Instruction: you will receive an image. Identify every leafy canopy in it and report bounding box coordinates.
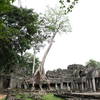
[86,59,100,68]
[41,7,72,38]
[59,0,79,14]
[0,6,47,73]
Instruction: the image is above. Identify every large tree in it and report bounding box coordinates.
[0,6,47,74]
[33,7,71,82]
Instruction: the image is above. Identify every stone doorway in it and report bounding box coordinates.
[3,78,10,89]
[50,83,55,89]
[42,84,49,90]
[34,84,40,90]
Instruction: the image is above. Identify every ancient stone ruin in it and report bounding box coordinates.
[0,64,100,92]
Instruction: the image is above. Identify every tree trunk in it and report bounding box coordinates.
[32,48,36,74]
[34,32,57,80]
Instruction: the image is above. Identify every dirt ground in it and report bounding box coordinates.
[0,94,7,99]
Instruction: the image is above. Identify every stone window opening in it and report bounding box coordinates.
[21,84,24,89]
[34,84,40,90]
[57,83,61,89]
[28,83,33,89]
[42,84,49,90]
[50,83,56,89]
[3,78,10,89]
[63,82,67,88]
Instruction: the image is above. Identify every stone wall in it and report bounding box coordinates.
[46,64,100,92]
[45,64,85,91]
[1,64,100,92]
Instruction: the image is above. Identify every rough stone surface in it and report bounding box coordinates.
[1,64,100,92]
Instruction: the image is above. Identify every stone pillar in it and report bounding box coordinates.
[55,83,58,90]
[0,77,3,89]
[90,79,93,91]
[24,83,27,89]
[81,82,84,92]
[48,83,51,90]
[10,78,16,89]
[77,83,79,90]
[72,82,75,91]
[88,79,91,90]
[64,83,67,89]
[61,83,63,89]
[84,82,86,91]
[31,83,35,90]
[40,84,42,90]
[73,82,76,90]
[92,78,96,92]
[86,79,89,91]
[76,83,78,90]
[67,83,70,91]
[17,80,22,88]
[0,82,3,89]
[72,82,74,90]
[74,83,76,90]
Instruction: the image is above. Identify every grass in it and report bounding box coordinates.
[0,93,64,100]
[0,98,5,100]
[16,94,33,100]
[42,94,64,100]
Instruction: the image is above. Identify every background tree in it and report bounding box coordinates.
[15,52,40,76]
[86,59,100,68]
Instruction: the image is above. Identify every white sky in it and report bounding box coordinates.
[14,0,100,71]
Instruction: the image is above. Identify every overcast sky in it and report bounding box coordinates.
[14,0,100,71]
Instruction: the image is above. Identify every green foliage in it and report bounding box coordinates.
[86,59,100,68]
[0,0,15,31]
[0,5,47,74]
[59,0,79,14]
[0,0,15,13]
[42,7,71,38]
[42,94,64,100]
[0,6,40,53]
[20,52,40,75]
[15,93,64,100]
